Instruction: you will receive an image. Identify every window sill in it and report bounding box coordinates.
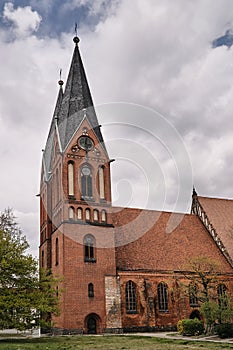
[84,258,96,263]
[158,310,169,313]
[126,310,138,315]
[81,196,95,202]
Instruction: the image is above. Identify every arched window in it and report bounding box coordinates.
[125,280,137,313]
[84,235,96,262]
[93,209,99,222]
[85,208,91,221]
[217,284,227,307]
[158,282,168,312]
[81,164,92,198]
[98,166,105,199]
[58,163,61,200]
[41,250,44,268]
[56,168,59,204]
[101,209,107,222]
[55,237,59,266]
[189,283,199,307]
[88,283,94,298]
[69,206,75,220]
[77,207,83,220]
[68,162,74,196]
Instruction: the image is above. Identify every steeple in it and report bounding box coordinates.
[43,80,64,178]
[43,35,106,179]
[61,36,94,117]
[57,36,105,151]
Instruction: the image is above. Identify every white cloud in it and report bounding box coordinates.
[3,2,42,37]
[61,0,118,18]
[1,0,233,255]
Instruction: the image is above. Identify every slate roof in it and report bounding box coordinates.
[43,37,105,179]
[113,207,233,273]
[197,196,233,263]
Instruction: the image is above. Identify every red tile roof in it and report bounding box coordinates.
[197,196,233,262]
[113,207,232,273]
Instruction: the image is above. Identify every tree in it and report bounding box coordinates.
[177,256,233,333]
[0,209,59,331]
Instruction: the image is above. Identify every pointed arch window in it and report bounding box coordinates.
[158,282,168,312]
[68,162,74,196]
[58,163,61,201]
[77,207,83,220]
[41,250,44,268]
[55,237,59,266]
[55,168,59,204]
[81,164,92,198]
[85,208,91,221]
[101,209,107,223]
[126,280,137,313]
[217,284,227,308]
[98,166,105,199]
[88,283,94,298]
[93,209,99,222]
[84,234,96,262]
[69,206,75,220]
[189,283,199,307]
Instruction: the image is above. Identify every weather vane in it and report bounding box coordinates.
[75,22,78,37]
[59,68,62,80]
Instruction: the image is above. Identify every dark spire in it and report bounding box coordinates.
[43,35,108,178]
[54,77,64,118]
[192,186,197,197]
[43,79,64,177]
[57,36,105,151]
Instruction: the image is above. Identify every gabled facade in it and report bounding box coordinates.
[40,36,233,334]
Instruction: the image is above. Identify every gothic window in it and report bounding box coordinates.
[55,237,59,266]
[77,207,83,220]
[85,208,91,221]
[189,283,199,307]
[69,206,75,220]
[81,164,92,198]
[101,209,107,222]
[84,235,96,262]
[125,280,137,313]
[58,163,61,200]
[158,282,168,312]
[98,166,105,199]
[55,168,59,204]
[217,284,227,307]
[93,209,99,222]
[88,283,94,298]
[41,250,44,268]
[68,162,74,196]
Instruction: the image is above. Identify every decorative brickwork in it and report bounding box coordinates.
[39,36,233,334]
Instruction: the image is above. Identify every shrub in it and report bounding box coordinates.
[177,320,184,334]
[177,318,204,336]
[216,323,233,338]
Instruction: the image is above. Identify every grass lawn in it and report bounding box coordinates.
[0,335,233,350]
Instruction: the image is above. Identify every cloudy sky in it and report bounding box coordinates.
[0,0,233,257]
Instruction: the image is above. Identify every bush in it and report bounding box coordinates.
[177,318,204,336]
[216,323,233,338]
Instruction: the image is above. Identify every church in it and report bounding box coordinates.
[39,35,233,334]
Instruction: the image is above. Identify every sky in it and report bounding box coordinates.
[0,0,233,257]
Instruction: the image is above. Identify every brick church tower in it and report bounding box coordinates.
[39,36,122,334]
[40,34,233,335]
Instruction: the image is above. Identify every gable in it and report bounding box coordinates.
[197,196,233,263]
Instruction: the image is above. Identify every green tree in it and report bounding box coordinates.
[0,208,59,331]
[178,256,233,334]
